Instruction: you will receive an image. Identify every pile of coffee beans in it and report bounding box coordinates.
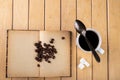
[34,38,57,64]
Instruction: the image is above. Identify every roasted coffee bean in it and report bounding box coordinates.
[50,54,54,57]
[34,43,39,47]
[61,36,65,40]
[49,38,55,44]
[35,57,39,61]
[54,50,57,53]
[51,38,54,41]
[44,45,48,48]
[36,45,40,48]
[37,64,40,67]
[51,45,54,48]
[50,41,53,44]
[48,60,51,63]
[49,55,52,58]
[36,57,42,62]
[47,44,50,46]
[45,58,48,61]
[35,43,38,45]
[53,49,56,52]
[38,54,43,58]
[35,49,39,53]
[39,45,42,48]
[52,56,55,59]
[38,41,41,44]
[44,43,47,46]
[39,58,42,62]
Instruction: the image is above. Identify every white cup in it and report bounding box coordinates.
[76,28,104,54]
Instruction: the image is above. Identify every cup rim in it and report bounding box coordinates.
[76,28,102,53]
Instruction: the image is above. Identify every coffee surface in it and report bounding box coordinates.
[79,30,99,51]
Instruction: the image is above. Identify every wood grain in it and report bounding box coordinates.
[61,0,76,80]
[45,0,60,31]
[29,0,44,80]
[45,0,60,80]
[12,78,28,80]
[12,0,28,80]
[29,78,44,80]
[13,0,28,29]
[77,0,92,80]
[0,0,12,80]
[29,0,44,30]
[109,0,120,80]
[92,0,107,80]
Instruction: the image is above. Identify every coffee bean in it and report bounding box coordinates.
[38,54,43,58]
[34,43,39,47]
[35,43,38,45]
[39,45,42,48]
[38,41,41,44]
[44,43,47,46]
[39,58,42,62]
[35,49,39,53]
[50,38,55,44]
[48,60,51,63]
[51,38,54,41]
[50,41,53,44]
[51,45,54,48]
[54,50,57,53]
[52,56,55,59]
[37,64,40,67]
[45,58,48,61]
[37,46,40,48]
[49,55,52,57]
[36,57,42,62]
[35,57,39,61]
[61,36,65,40]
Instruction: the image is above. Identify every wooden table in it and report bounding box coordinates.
[0,0,120,80]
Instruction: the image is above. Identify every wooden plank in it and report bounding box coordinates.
[29,0,44,80]
[29,0,44,30]
[92,0,107,80]
[61,0,76,80]
[13,0,28,29]
[29,78,45,80]
[0,0,12,80]
[12,78,27,80]
[109,0,120,80]
[77,0,92,80]
[45,0,60,30]
[12,0,28,80]
[45,0,60,80]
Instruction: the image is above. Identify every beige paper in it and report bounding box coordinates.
[39,31,70,77]
[7,30,39,77]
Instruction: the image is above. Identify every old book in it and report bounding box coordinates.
[7,30,71,77]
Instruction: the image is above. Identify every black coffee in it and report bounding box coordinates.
[78,30,99,51]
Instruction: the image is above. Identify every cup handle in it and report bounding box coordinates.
[97,48,104,54]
